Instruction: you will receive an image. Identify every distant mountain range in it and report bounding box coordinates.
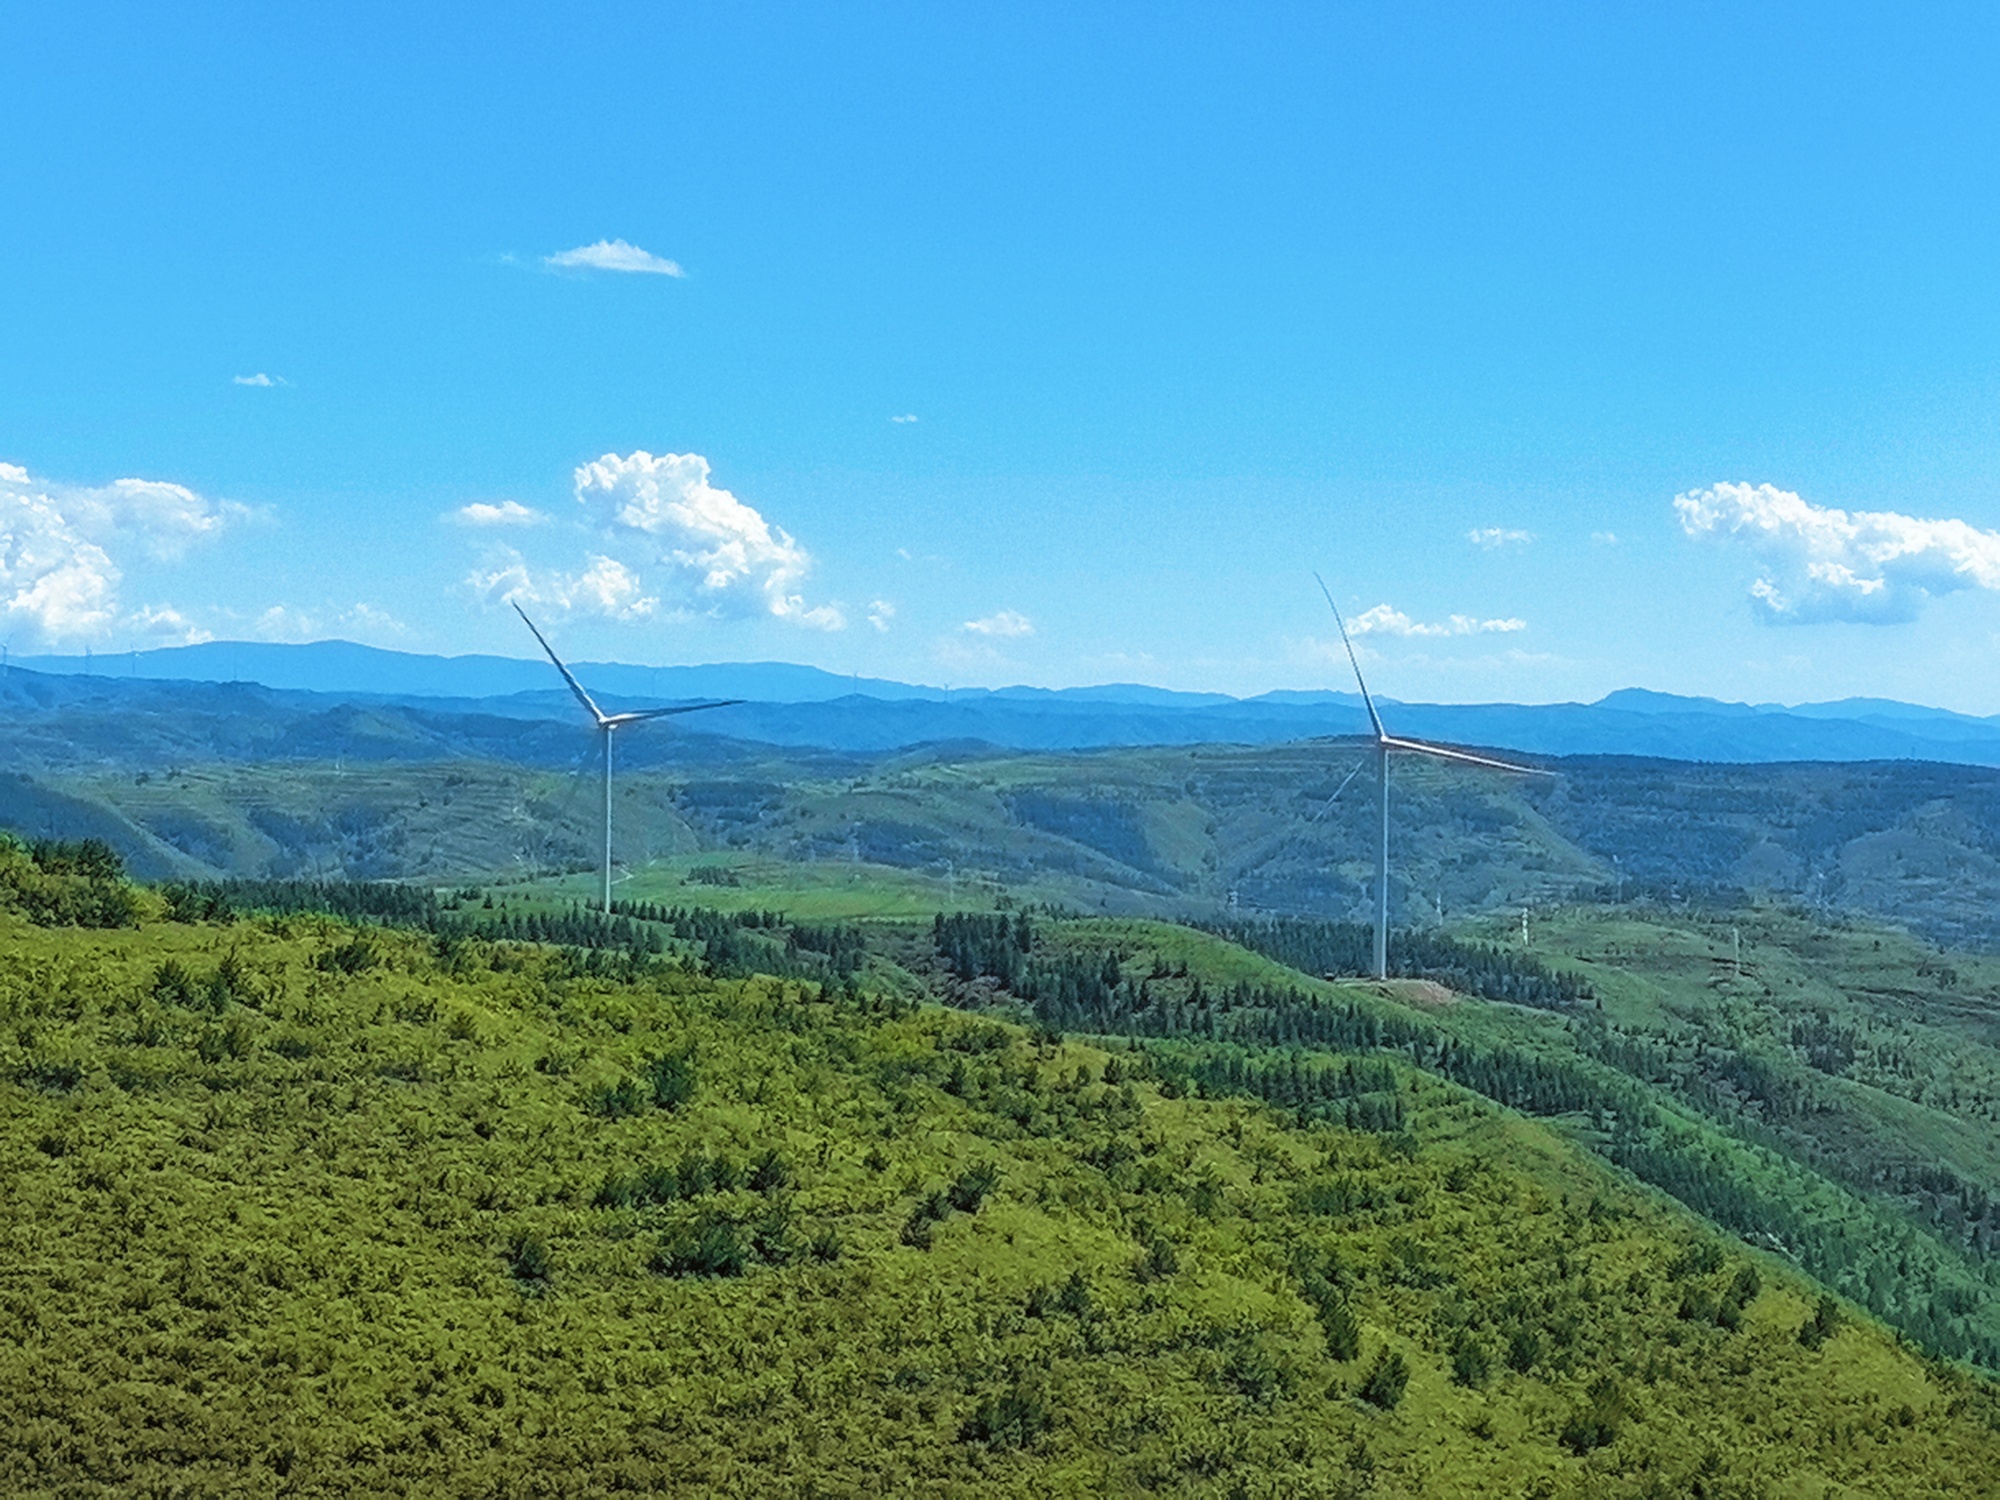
[9,638,2000,766]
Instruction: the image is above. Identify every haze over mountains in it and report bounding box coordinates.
[11,638,2000,766]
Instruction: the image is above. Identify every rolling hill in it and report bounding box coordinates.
[5,858,1998,1495]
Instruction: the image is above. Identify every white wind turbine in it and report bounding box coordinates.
[1315,575,1550,980]
[514,603,742,914]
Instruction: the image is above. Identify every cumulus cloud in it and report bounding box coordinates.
[1348,604,1526,638]
[344,603,408,636]
[1468,527,1533,550]
[126,605,214,644]
[465,547,661,623]
[1676,482,2000,624]
[452,500,547,528]
[890,413,919,424]
[232,372,286,387]
[571,450,843,629]
[867,599,896,633]
[0,461,242,642]
[963,609,1033,638]
[248,602,410,642]
[545,239,685,277]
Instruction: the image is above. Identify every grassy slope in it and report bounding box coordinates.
[374,853,2000,1373]
[5,907,2000,1496]
[1011,912,2000,1368]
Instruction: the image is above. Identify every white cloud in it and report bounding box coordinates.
[1592,530,1620,545]
[232,372,286,387]
[452,500,547,528]
[126,605,214,644]
[254,605,318,641]
[564,556,658,621]
[0,461,241,642]
[1467,527,1533,550]
[545,239,685,277]
[571,450,843,629]
[891,413,919,424]
[867,599,896,633]
[1348,604,1526,638]
[1676,482,2000,624]
[465,546,661,624]
[247,602,411,643]
[963,608,1034,638]
[344,603,408,636]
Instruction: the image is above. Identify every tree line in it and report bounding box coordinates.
[1203,916,1595,1009]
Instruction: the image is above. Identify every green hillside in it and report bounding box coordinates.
[14,740,2000,954]
[5,854,2000,1493]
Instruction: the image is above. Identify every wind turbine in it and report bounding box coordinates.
[1314,575,1550,980]
[514,603,741,914]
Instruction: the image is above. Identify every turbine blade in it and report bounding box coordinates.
[1304,756,1370,827]
[513,602,606,725]
[1381,735,1553,775]
[1313,573,1385,742]
[602,699,745,726]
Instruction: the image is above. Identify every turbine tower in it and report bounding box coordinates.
[1315,575,1550,980]
[514,604,741,914]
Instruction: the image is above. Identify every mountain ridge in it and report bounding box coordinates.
[10,643,2000,767]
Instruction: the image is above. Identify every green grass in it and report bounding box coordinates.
[602,849,996,920]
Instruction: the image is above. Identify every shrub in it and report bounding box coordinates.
[1559,1376,1631,1455]
[1301,1276,1361,1361]
[15,1059,85,1094]
[194,1021,253,1065]
[1799,1294,1841,1350]
[585,1078,647,1119]
[947,1161,1000,1214]
[506,1233,553,1292]
[1222,1333,1290,1404]
[1054,1270,1094,1320]
[1505,1326,1542,1374]
[644,1045,697,1111]
[207,952,253,1009]
[676,1151,716,1197]
[900,1194,946,1250]
[748,1202,800,1266]
[637,1162,680,1203]
[1135,1235,1179,1283]
[1357,1349,1409,1410]
[1450,1334,1491,1388]
[959,1386,1049,1450]
[153,961,199,1007]
[315,937,376,974]
[656,1215,747,1278]
[748,1149,792,1195]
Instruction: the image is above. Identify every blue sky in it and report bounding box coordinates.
[5,3,2000,708]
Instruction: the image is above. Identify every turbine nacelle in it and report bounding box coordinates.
[1313,573,1553,979]
[512,602,741,912]
[512,603,741,728]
